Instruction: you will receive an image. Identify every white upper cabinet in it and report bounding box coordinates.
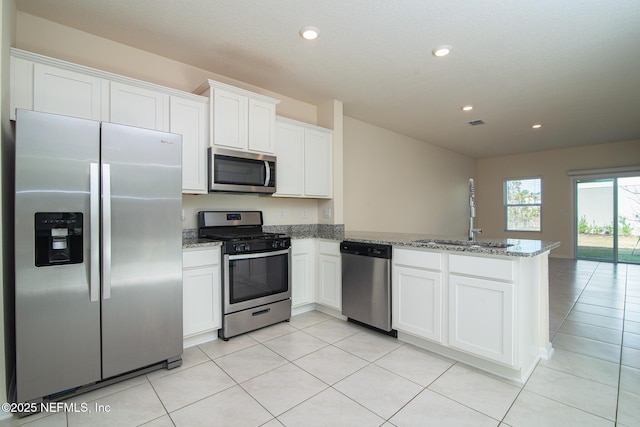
[212,88,247,150]
[109,82,169,131]
[9,48,210,195]
[275,117,333,199]
[170,96,209,194]
[304,127,332,197]
[197,79,280,154]
[274,120,305,196]
[248,98,277,153]
[11,56,105,121]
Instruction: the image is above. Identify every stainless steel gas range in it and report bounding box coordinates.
[198,211,291,340]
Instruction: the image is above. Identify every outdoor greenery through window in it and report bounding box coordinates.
[504,178,542,231]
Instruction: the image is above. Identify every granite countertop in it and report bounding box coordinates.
[182,237,222,249]
[182,225,559,257]
[340,231,560,257]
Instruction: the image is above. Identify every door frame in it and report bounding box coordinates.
[568,166,640,262]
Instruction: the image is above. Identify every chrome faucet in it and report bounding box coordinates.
[469,178,482,241]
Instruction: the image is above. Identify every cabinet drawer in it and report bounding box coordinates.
[183,248,220,268]
[318,240,340,255]
[449,254,514,281]
[394,248,442,271]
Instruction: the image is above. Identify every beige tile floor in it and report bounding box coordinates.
[3,258,639,426]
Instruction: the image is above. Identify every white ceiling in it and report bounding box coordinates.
[15,0,640,158]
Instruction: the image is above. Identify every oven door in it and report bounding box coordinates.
[223,248,291,313]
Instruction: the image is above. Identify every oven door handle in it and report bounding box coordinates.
[228,248,290,261]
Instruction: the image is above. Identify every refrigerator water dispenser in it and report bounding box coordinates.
[34,212,83,266]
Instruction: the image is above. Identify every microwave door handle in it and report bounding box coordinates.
[264,161,270,187]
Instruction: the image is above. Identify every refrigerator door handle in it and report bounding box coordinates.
[90,163,100,302]
[102,163,112,300]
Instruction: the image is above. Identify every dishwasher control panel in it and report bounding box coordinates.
[340,241,392,259]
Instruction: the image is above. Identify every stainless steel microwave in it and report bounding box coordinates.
[208,147,276,194]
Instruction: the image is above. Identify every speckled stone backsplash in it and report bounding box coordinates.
[182,228,198,239]
[182,224,345,240]
[263,224,345,240]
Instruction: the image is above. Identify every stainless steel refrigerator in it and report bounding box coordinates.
[14,109,183,403]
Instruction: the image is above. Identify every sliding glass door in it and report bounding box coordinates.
[618,177,640,263]
[576,176,640,264]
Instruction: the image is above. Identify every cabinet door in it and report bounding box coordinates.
[275,121,304,196]
[291,240,315,307]
[212,89,247,150]
[449,275,514,365]
[248,98,276,153]
[11,56,34,120]
[183,266,221,337]
[170,96,208,194]
[393,266,443,343]
[304,129,332,198]
[33,63,104,121]
[317,241,341,310]
[110,82,169,131]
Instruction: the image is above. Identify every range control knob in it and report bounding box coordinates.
[234,243,249,252]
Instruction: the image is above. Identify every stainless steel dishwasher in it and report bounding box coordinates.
[341,241,397,337]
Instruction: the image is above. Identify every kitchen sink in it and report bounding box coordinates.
[415,239,514,249]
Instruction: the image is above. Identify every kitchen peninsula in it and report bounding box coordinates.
[337,230,559,384]
[184,226,559,383]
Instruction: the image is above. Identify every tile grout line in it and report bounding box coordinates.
[614,263,629,426]
[550,263,598,342]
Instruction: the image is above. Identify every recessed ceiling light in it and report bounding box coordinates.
[532,124,542,129]
[462,105,473,111]
[300,26,319,40]
[432,45,452,57]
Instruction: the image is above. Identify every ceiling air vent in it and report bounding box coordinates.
[468,120,486,126]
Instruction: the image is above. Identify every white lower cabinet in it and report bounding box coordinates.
[393,265,443,343]
[392,248,443,343]
[392,248,521,370]
[182,247,221,342]
[316,240,341,310]
[291,239,316,308]
[448,274,514,365]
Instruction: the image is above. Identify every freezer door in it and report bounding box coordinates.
[100,123,183,378]
[15,110,101,402]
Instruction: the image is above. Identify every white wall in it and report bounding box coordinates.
[476,139,640,258]
[15,12,318,124]
[343,117,475,235]
[182,194,320,229]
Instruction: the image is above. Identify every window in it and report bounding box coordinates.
[504,178,542,231]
